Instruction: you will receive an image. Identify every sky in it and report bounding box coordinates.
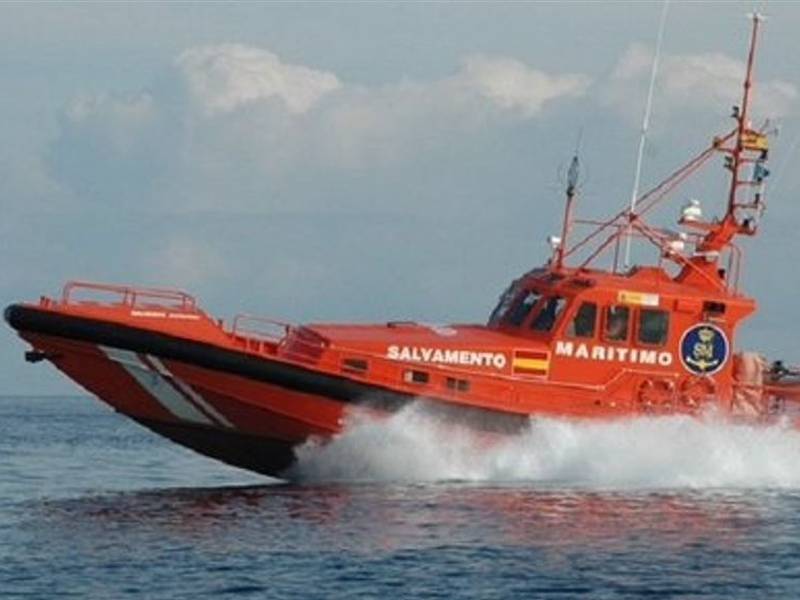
[2,1,800,394]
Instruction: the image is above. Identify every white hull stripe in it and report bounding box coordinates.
[137,353,223,427]
[100,346,214,427]
[147,356,234,429]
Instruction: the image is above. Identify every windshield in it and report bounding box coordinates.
[503,290,542,327]
[488,280,520,326]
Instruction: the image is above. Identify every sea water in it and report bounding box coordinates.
[2,396,800,599]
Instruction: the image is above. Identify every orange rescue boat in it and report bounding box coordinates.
[6,15,800,477]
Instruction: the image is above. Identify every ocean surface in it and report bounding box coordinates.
[3,395,800,599]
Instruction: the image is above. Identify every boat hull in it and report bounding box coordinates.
[133,417,298,476]
[5,304,529,477]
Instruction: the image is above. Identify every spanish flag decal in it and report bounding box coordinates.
[513,349,550,376]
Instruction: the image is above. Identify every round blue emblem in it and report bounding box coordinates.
[679,323,729,375]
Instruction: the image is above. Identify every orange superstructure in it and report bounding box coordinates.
[6,15,800,477]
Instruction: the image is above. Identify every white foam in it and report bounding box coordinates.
[292,402,800,488]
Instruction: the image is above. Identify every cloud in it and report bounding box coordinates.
[46,43,591,208]
[170,45,589,169]
[460,55,589,118]
[174,44,587,121]
[603,43,798,121]
[177,44,341,115]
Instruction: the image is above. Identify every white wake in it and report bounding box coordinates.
[292,402,800,488]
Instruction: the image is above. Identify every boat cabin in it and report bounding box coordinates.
[488,265,756,400]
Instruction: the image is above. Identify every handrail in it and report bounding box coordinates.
[564,138,726,262]
[231,314,293,343]
[61,280,196,311]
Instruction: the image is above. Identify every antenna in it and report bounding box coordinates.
[553,131,582,271]
[622,0,670,270]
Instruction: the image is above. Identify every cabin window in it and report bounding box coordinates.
[703,301,726,316]
[531,296,567,332]
[638,309,669,346]
[604,305,630,342]
[504,290,541,327]
[566,302,597,338]
[404,370,429,385]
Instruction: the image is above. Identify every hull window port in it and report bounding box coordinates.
[404,370,430,384]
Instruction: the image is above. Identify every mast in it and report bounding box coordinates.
[698,11,768,253]
[726,12,762,219]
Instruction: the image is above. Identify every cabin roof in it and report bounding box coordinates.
[522,264,755,308]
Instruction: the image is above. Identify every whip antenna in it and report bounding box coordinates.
[622,0,670,270]
[553,129,583,271]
